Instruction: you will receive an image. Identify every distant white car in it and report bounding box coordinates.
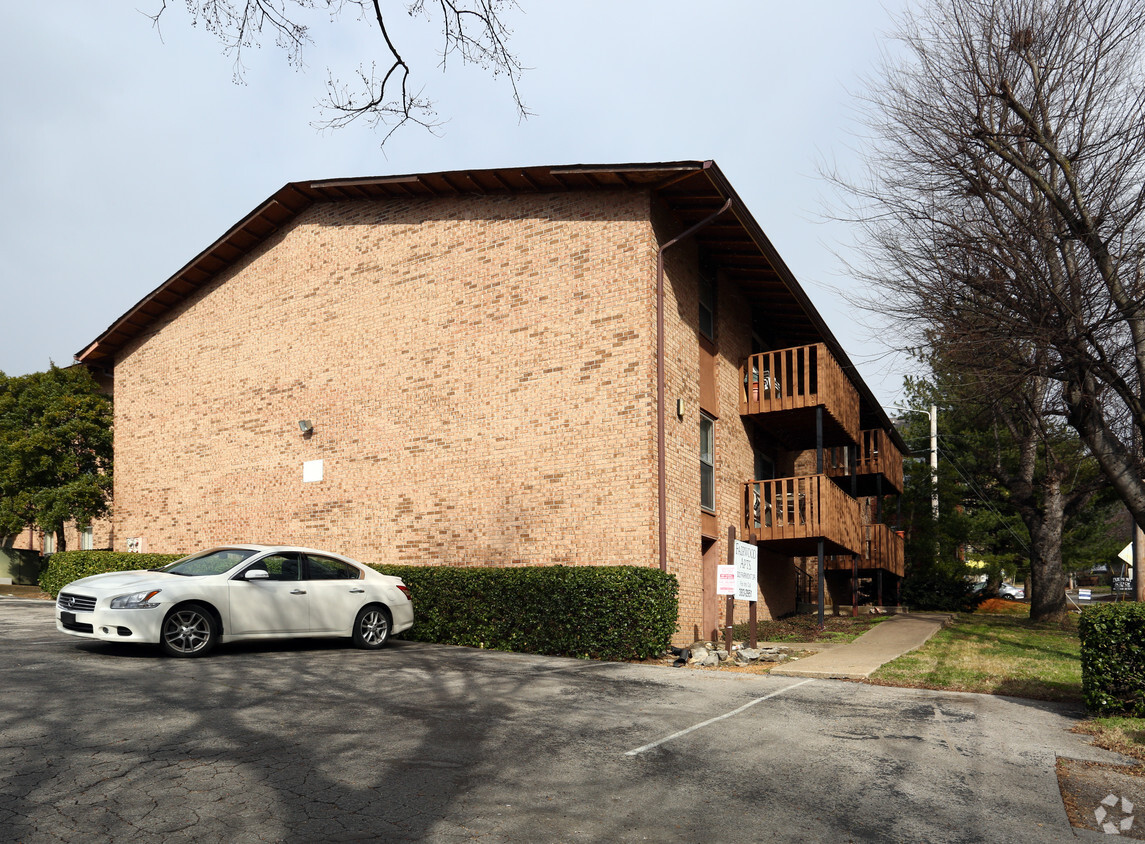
[997,583,1025,600]
[55,545,414,657]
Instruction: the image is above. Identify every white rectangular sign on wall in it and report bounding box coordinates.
[303,460,324,483]
[734,540,758,602]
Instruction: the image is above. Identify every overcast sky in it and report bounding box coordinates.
[0,1,914,405]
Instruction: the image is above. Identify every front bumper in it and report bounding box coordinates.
[56,605,165,644]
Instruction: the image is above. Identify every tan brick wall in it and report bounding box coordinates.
[656,207,796,638]
[5,518,113,554]
[113,191,661,575]
[60,518,114,552]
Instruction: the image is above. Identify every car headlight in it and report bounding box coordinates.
[110,590,162,609]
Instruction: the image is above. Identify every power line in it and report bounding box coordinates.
[936,443,1031,553]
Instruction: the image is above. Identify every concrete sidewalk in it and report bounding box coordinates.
[771,612,955,680]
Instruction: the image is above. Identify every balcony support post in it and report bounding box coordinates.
[852,554,858,618]
[878,569,884,607]
[817,538,825,629]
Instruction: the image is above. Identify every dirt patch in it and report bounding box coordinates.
[732,612,888,644]
[1057,758,1145,838]
[0,584,52,600]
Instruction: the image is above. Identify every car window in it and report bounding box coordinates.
[242,553,302,582]
[163,548,259,576]
[305,555,361,581]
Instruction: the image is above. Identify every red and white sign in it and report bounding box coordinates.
[717,565,736,595]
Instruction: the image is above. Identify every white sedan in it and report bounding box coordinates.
[55,545,414,657]
[997,583,1026,600]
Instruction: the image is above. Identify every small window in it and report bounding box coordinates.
[306,555,361,581]
[81,528,94,551]
[699,270,716,341]
[700,413,716,512]
[43,533,56,555]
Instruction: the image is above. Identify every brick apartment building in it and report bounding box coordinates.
[75,161,907,640]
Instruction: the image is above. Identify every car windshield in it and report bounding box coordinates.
[161,548,260,576]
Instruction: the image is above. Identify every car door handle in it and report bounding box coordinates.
[291,589,307,595]
[349,587,365,593]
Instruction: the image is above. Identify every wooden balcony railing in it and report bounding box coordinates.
[741,474,862,556]
[825,522,905,577]
[825,429,905,494]
[870,523,905,577]
[739,344,860,447]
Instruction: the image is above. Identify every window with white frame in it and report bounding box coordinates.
[81,527,94,551]
[43,533,55,554]
[700,413,716,512]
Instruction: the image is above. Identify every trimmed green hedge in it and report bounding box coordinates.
[39,551,184,598]
[37,552,680,661]
[375,563,678,660]
[1079,603,1145,716]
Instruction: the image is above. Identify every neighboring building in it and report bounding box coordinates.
[75,161,906,640]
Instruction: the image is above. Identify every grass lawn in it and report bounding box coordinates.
[870,607,1082,703]
[1075,717,1145,765]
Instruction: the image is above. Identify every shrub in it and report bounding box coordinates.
[1079,603,1145,716]
[40,551,184,598]
[374,564,678,660]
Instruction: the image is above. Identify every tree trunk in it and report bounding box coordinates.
[55,527,66,554]
[1026,479,1068,624]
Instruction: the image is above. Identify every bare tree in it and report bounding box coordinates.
[835,0,1145,543]
[147,1,529,143]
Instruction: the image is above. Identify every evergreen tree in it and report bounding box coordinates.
[0,366,113,551]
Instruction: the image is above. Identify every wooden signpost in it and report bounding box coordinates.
[722,526,759,651]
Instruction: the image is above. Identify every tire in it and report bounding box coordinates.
[161,603,219,658]
[1002,594,1017,601]
[352,604,391,649]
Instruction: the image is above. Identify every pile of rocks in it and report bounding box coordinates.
[665,641,796,668]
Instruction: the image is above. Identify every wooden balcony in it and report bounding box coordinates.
[739,344,860,448]
[740,475,862,556]
[825,428,905,496]
[825,523,905,577]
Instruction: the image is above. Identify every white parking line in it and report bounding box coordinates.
[624,678,816,756]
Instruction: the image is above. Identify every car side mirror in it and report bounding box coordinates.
[243,569,270,580]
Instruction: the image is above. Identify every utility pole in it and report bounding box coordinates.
[929,404,938,520]
[894,404,938,518]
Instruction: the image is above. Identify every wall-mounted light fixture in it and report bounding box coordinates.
[298,420,314,437]
[676,399,685,421]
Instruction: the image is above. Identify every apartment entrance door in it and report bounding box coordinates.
[701,537,719,642]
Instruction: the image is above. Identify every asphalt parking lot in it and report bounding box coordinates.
[0,598,1132,843]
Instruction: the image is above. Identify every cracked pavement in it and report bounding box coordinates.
[0,598,1132,842]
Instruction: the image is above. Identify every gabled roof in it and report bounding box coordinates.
[75,160,901,444]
